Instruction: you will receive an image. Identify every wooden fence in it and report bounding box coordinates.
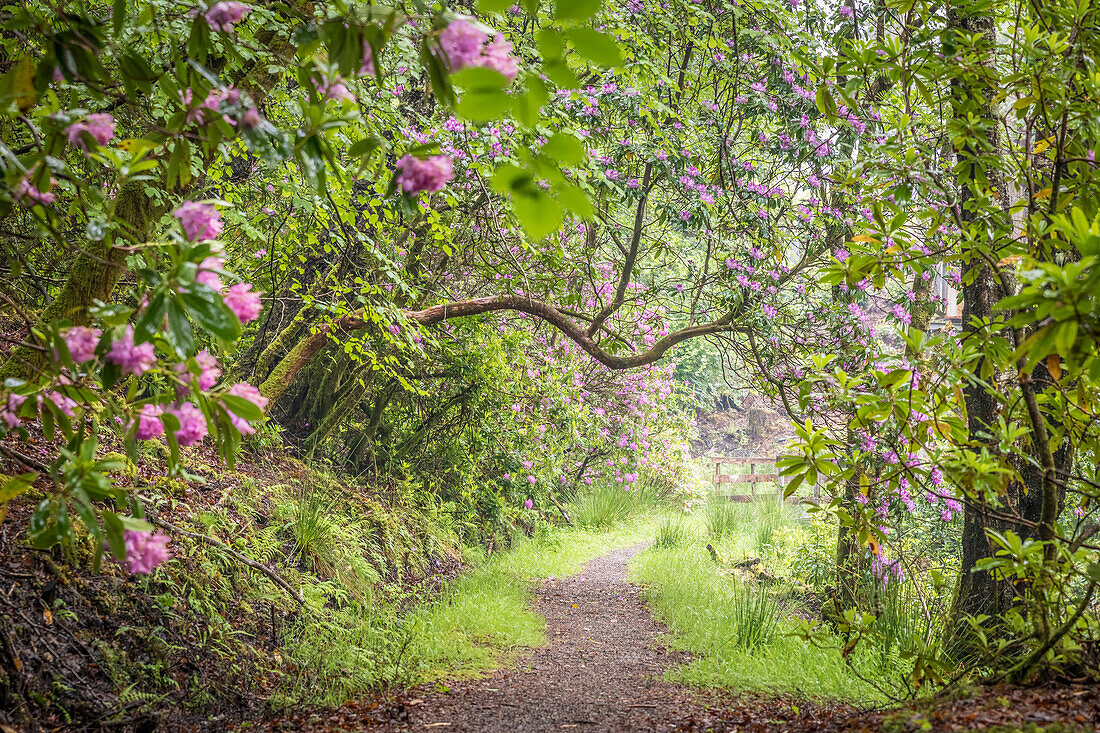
[710,456,820,504]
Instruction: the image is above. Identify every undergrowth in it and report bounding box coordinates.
[630,496,910,704]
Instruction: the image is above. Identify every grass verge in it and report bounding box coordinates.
[629,506,901,705]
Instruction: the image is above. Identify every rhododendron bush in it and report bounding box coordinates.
[0,0,1098,692]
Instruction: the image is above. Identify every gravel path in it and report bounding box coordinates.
[388,542,688,731]
[360,541,811,733]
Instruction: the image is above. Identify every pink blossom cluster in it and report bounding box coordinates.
[123,530,171,574]
[67,113,115,152]
[205,2,250,32]
[395,154,454,194]
[107,326,156,376]
[63,327,102,363]
[439,20,520,81]
[174,201,223,242]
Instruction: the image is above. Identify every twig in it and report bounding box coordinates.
[149,516,305,607]
[547,490,573,527]
[0,443,49,473]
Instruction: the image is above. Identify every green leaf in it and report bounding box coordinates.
[348,135,384,159]
[0,472,35,523]
[222,394,264,422]
[555,183,594,217]
[102,511,126,561]
[537,29,566,61]
[565,29,622,67]
[512,192,563,239]
[478,0,513,12]
[542,133,587,165]
[542,59,580,89]
[182,285,241,342]
[164,299,196,355]
[113,0,128,37]
[450,66,510,91]
[555,0,603,21]
[456,90,514,122]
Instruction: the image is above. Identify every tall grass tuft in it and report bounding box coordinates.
[749,496,796,556]
[729,580,781,650]
[704,497,745,539]
[571,484,647,529]
[655,516,692,548]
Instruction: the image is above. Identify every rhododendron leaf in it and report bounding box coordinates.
[188,16,211,62]
[543,133,586,165]
[119,516,154,532]
[536,29,566,61]
[451,66,510,91]
[102,511,126,561]
[513,192,562,239]
[135,293,168,343]
[555,0,603,22]
[223,394,264,421]
[555,183,593,218]
[491,164,533,195]
[456,90,513,121]
[164,300,196,355]
[0,56,37,115]
[565,29,622,67]
[542,58,581,88]
[348,135,384,159]
[815,85,836,117]
[182,286,241,342]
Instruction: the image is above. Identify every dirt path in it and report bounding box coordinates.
[385,542,691,731]
[351,542,833,732]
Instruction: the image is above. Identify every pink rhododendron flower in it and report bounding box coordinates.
[14,175,57,207]
[123,530,171,574]
[481,35,520,81]
[64,326,102,363]
[239,107,263,129]
[135,404,165,440]
[394,154,453,194]
[439,19,488,71]
[184,86,240,125]
[316,77,355,102]
[524,499,534,509]
[67,113,115,152]
[41,391,77,417]
[223,283,262,322]
[224,382,268,436]
[196,255,225,290]
[195,350,222,390]
[1,393,26,429]
[174,201,223,241]
[107,326,156,376]
[169,402,208,447]
[205,2,250,32]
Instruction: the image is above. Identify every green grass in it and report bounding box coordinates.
[630,545,890,701]
[570,483,659,529]
[630,525,898,704]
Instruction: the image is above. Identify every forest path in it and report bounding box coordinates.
[350,542,829,732]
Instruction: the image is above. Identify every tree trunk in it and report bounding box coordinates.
[947,0,1016,628]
